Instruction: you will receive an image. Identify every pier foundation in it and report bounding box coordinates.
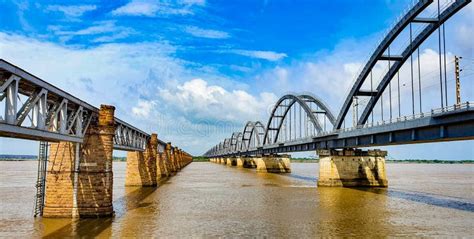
[317,149,388,187]
[255,154,291,173]
[43,105,115,218]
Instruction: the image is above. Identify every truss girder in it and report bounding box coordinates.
[0,59,154,151]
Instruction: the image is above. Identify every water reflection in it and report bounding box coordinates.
[1,162,473,237]
[317,187,394,237]
[39,218,113,238]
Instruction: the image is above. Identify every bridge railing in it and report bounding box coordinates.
[338,101,472,133]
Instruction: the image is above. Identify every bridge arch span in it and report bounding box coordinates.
[241,121,266,151]
[334,0,471,129]
[263,94,335,145]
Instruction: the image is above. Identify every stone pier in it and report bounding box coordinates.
[174,147,182,171]
[255,154,291,173]
[155,136,169,181]
[226,157,237,166]
[236,156,244,167]
[43,105,116,218]
[165,143,177,174]
[317,149,388,187]
[243,157,257,168]
[125,134,158,187]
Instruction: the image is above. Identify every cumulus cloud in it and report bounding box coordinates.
[132,100,155,118]
[0,32,270,155]
[45,5,97,18]
[112,0,205,17]
[184,26,230,39]
[159,78,277,122]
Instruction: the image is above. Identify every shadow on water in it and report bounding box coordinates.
[40,186,159,238]
[352,187,474,213]
[285,174,317,182]
[42,218,113,239]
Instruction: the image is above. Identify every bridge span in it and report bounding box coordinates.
[205,0,473,187]
[0,60,192,218]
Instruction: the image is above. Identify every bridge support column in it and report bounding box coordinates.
[236,156,244,167]
[255,154,291,173]
[165,143,177,174]
[158,151,170,178]
[174,147,182,171]
[226,157,236,166]
[43,105,115,218]
[243,156,257,168]
[125,134,157,187]
[317,149,388,187]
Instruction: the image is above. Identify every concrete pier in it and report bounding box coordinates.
[43,105,116,218]
[255,154,291,173]
[317,149,388,187]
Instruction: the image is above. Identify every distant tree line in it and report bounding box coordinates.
[0,155,473,164]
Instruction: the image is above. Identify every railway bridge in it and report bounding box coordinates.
[0,60,192,218]
[205,0,473,187]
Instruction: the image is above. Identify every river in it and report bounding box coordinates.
[0,161,473,237]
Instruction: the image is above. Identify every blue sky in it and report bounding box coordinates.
[0,0,473,159]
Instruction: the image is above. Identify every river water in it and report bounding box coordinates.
[0,161,473,237]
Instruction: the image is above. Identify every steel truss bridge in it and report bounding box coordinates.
[205,0,474,157]
[0,60,168,151]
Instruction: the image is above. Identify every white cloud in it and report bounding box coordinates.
[112,0,205,17]
[159,78,277,122]
[227,49,287,61]
[45,5,97,18]
[48,21,136,43]
[184,26,230,39]
[0,32,180,116]
[0,32,265,155]
[132,100,155,118]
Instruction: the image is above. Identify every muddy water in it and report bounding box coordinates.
[0,161,473,237]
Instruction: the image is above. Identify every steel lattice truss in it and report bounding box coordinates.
[0,60,166,151]
[205,0,473,157]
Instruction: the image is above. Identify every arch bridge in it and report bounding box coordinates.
[205,0,473,158]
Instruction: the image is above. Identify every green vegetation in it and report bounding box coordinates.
[192,156,209,162]
[0,155,36,161]
[0,155,473,164]
[291,158,319,163]
[113,157,127,162]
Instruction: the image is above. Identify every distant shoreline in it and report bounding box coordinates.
[1,156,473,164]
